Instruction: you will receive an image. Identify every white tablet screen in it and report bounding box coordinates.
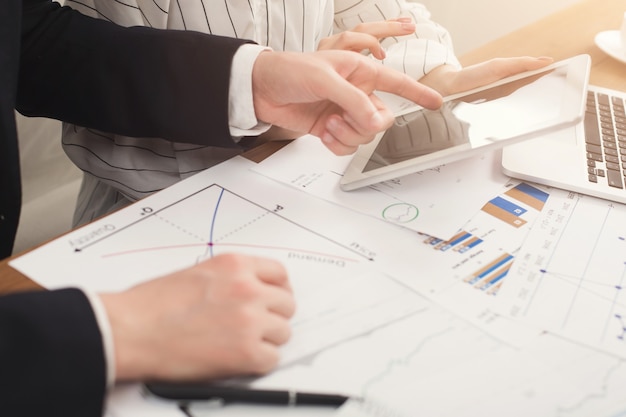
[363,67,566,172]
[341,54,590,190]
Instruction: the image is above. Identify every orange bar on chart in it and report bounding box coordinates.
[481,202,527,228]
[505,186,547,211]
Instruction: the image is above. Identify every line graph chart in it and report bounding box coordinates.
[249,303,626,417]
[497,188,626,358]
[11,160,427,366]
[68,183,368,282]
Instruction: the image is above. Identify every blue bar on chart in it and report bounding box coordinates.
[434,231,472,251]
[505,182,549,211]
[423,236,443,246]
[464,252,514,287]
[481,183,549,228]
[454,236,483,253]
[475,261,513,293]
[489,196,527,216]
[482,197,528,228]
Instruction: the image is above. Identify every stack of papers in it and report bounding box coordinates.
[11,139,626,417]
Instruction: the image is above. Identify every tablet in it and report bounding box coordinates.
[339,54,591,191]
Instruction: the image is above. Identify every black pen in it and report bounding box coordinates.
[144,382,354,407]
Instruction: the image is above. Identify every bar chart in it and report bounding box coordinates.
[480,182,549,227]
[464,252,514,294]
[413,181,548,297]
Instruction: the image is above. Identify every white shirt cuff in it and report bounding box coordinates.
[83,289,116,388]
[229,44,272,137]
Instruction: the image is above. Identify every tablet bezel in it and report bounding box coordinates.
[339,54,591,191]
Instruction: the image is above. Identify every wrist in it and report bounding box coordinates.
[99,291,156,382]
[418,64,459,96]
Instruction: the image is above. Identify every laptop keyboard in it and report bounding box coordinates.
[585,89,626,189]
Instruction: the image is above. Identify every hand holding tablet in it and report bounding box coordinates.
[340,54,591,190]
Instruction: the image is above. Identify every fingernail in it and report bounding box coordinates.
[370,111,384,128]
[321,132,334,144]
[401,22,415,31]
[395,17,412,23]
[326,117,340,132]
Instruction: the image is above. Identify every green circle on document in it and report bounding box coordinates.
[382,203,419,223]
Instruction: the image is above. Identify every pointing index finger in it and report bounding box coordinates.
[374,65,443,110]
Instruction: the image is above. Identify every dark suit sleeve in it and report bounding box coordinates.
[17,0,254,148]
[0,288,107,417]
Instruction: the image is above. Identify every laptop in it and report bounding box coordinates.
[502,84,626,204]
